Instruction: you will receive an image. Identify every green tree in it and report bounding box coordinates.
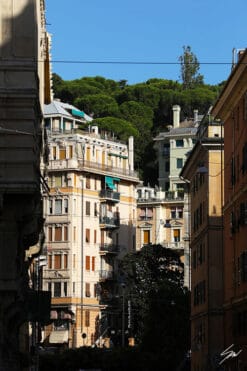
[179,45,204,89]
[91,117,138,142]
[75,94,120,118]
[120,245,185,342]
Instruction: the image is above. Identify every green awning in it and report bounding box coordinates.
[105,176,115,190]
[71,109,85,118]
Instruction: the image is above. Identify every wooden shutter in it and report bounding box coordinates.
[85,256,90,270]
[143,230,150,244]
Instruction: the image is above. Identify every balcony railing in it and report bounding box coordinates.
[163,241,184,250]
[99,215,120,229]
[99,270,114,281]
[99,244,119,254]
[165,191,184,200]
[99,189,120,202]
[49,159,138,179]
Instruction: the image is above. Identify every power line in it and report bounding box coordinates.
[49,60,240,66]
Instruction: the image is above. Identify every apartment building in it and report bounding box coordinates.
[149,105,200,288]
[181,114,224,371]
[42,100,139,348]
[212,49,247,369]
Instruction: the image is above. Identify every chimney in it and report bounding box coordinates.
[193,109,198,124]
[172,105,181,128]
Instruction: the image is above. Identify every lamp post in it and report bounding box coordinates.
[121,283,126,347]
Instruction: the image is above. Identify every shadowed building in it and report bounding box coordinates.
[0,1,50,369]
[180,112,224,370]
[212,49,247,369]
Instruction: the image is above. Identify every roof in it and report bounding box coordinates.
[44,100,93,122]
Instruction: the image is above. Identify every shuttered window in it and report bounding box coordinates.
[85,229,90,243]
[64,226,68,241]
[85,310,90,327]
[59,148,66,160]
[143,230,150,245]
[54,227,62,241]
[54,254,61,269]
[92,257,95,271]
[48,227,52,242]
[64,254,68,269]
[85,256,90,270]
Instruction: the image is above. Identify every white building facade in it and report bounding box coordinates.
[42,101,139,347]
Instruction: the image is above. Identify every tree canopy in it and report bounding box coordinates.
[119,244,190,369]
[52,71,224,185]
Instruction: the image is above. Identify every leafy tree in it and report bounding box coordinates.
[91,117,138,142]
[179,45,204,89]
[75,94,120,118]
[120,244,185,342]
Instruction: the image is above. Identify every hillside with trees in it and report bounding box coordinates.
[52,47,224,184]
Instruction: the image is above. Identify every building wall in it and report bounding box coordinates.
[212,50,247,368]
[42,119,139,347]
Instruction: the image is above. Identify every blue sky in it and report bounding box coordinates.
[45,0,246,86]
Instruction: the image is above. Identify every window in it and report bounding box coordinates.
[64,282,67,297]
[49,199,53,214]
[69,146,73,158]
[73,226,77,241]
[85,310,90,327]
[94,230,97,244]
[176,158,183,169]
[73,282,76,294]
[55,227,62,241]
[86,177,90,189]
[55,199,62,214]
[85,201,90,216]
[59,148,66,160]
[64,226,68,241]
[85,283,91,297]
[54,254,62,269]
[85,229,90,243]
[55,175,62,187]
[64,254,68,269]
[48,255,52,269]
[176,139,184,147]
[173,229,180,242]
[194,281,206,306]
[143,230,150,245]
[52,147,57,159]
[73,254,76,268]
[85,256,90,270]
[48,227,52,242]
[64,199,68,213]
[94,202,98,217]
[165,161,170,172]
[54,282,61,297]
[48,282,52,292]
[92,257,95,271]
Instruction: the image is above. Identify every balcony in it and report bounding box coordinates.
[99,215,120,229]
[99,189,120,203]
[99,270,115,281]
[99,244,119,255]
[165,191,184,201]
[163,241,184,250]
